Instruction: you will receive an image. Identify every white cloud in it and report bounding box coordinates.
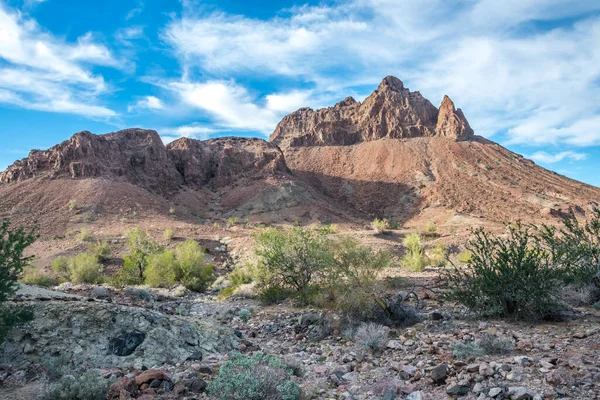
[529,151,588,164]
[127,95,164,112]
[0,3,118,117]
[160,123,216,141]
[162,0,600,146]
[164,80,311,133]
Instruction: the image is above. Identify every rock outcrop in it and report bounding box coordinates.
[270,76,473,148]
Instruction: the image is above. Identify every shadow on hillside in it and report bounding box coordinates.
[291,169,422,227]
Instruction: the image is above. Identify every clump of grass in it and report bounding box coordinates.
[68,199,77,211]
[424,221,437,234]
[169,207,175,215]
[371,218,390,234]
[227,217,240,228]
[428,243,447,267]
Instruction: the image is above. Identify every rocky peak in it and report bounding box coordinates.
[271,76,474,148]
[435,95,474,141]
[377,75,405,92]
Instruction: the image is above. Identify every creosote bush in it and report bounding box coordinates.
[68,253,104,283]
[428,243,447,268]
[174,239,214,292]
[441,223,560,320]
[424,221,437,234]
[145,250,177,288]
[88,241,112,263]
[77,228,94,242]
[20,266,59,287]
[207,352,301,400]
[111,228,162,286]
[163,229,174,241]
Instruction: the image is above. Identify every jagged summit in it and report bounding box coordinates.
[270,75,474,148]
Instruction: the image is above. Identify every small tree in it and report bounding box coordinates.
[112,228,161,286]
[0,219,37,343]
[401,233,427,271]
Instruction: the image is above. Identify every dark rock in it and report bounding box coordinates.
[108,331,146,356]
[184,378,208,393]
[446,385,470,396]
[186,350,203,361]
[431,363,448,384]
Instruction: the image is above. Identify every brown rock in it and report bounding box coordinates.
[435,95,474,141]
[134,369,169,386]
[107,377,139,400]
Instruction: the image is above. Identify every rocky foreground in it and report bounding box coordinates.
[2,283,599,400]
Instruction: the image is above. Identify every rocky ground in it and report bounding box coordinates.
[2,281,599,400]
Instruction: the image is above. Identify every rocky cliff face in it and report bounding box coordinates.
[0,130,289,193]
[270,76,473,148]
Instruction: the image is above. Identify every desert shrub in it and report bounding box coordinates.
[254,226,333,302]
[371,218,390,234]
[51,256,70,280]
[428,243,447,267]
[88,241,112,263]
[258,285,296,305]
[353,323,389,352]
[207,352,301,400]
[401,233,427,271]
[46,370,113,400]
[229,264,255,287]
[0,220,37,344]
[111,228,162,286]
[227,217,240,228]
[477,333,514,355]
[238,309,250,322]
[77,228,94,242]
[558,283,600,306]
[169,207,175,215]
[174,239,214,292]
[456,250,472,264]
[145,251,177,288]
[424,221,437,234]
[451,341,483,358]
[441,224,560,320]
[20,266,59,287]
[537,208,600,284]
[68,253,103,283]
[163,229,174,241]
[68,199,77,211]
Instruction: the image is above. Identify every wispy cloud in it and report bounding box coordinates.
[0,3,118,117]
[529,151,588,164]
[162,0,600,145]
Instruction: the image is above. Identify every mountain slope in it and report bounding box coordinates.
[270,77,599,222]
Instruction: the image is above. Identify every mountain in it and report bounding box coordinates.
[1,76,599,235]
[270,76,599,222]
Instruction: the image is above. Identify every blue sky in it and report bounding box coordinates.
[1,0,599,187]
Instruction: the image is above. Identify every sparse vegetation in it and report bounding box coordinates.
[207,352,301,400]
[169,207,175,215]
[46,370,114,400]
[354,323,389,352]
[68,199,77,211]
[227,217,240,228]
[401,233,427,271]
[371,218,390,234]
[0,219,37,344]
[424,221,437,234]
[163,229,174,241]
[428,243,447,268]
[77,228,94,242]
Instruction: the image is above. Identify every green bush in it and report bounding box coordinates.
[255,226,333,303]
[174,240,214,292]
[51,256,70,281]
[371,218,390,234]
[88,241,112,263]
[207,352,301,400]
[145,251,177,288]
[227,217,240,228]
[0,219,37,344]
[68,253,103,283]
[46,370,114,400]
[20,267,59,287]
[428,243,447,267]
[537,208,600,284]
[401,233,427,271]
[441,224,560,320]
[163,229,174,241]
